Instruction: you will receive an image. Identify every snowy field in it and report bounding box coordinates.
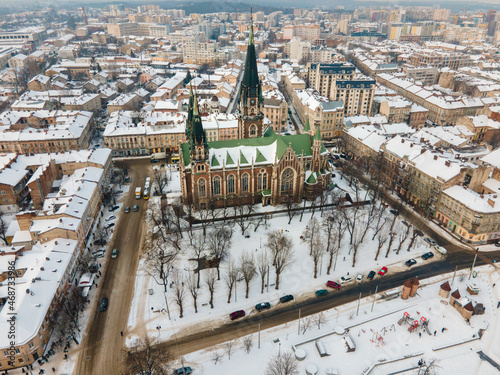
[126,175,445,346]
[176,265,500,375]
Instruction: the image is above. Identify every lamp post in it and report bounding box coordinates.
[469,247,479,280]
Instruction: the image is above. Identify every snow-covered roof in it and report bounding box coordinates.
[443,186,500,214]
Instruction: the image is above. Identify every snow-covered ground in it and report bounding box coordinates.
[126,177,444,346]
[176,265,500,375]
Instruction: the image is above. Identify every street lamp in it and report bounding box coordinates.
[156,325,161,337]
[469,247,479,280]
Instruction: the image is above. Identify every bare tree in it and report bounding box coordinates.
[0,216,8,245]
[283,199,300,224]
[240,251,257,298]
[190,233,207,288]
[186,272,199,313]
[310,234,324,278]
[312,312,326,330]
[211,350,222,365]
[153,167,169,194]
[406,227,420,252]
[351,229,364,267]
[243,335,253,354]
[123,337,172,375]
[265,351,299,375]
[233,203,254,235]
[342,198,363,245]
[55,284,87,345]
[208,226,233,280]
[301,217,321,256]
[224,340,237,360]
[385,231,398,258]
[396,224,411,254]
[375,227,389,261]
[301,317,312,335]
[257,250,269,294]
[266,230,294,290]
[416,359,439,375]
[322,215,339,275]
[371,204,388,240]
[224,259,239,304]
[205,268,217,309]
[172,271,186,318]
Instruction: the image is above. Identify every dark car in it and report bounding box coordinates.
[280,295,294,303]
[495,242,500,247]
[109,205,119,212]
[94,239,107,246]
[326,280,341,290]
[229,310,245,320]
[105,223,115,229]
[255,302,271,311]
[124,206,130,213]
[405,259,417,267]
[421,252,434,260]
[315,289,329,297]
[173,367,192,375]
[367,271,376,280]
[389,209,399,215]
[99,297,109,312]
[133,205,139,212]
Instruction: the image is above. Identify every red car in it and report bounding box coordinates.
[378,266,388,276]
[326,280,341,290]
[229,310,245,320]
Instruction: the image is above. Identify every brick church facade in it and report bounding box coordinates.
[179,17,332,209]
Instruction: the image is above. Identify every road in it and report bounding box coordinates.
[227,66,244,114]
[157,245,500,358]
[74,158,151,375]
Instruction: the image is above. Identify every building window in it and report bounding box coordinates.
[198,179,206,198]
[281,168,294,193]
[213,176,221,195]
[242,173,249,192]
[227,174,235,194]
[249,125,257,136]
[257,172,268,190]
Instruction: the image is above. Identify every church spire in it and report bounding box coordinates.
[241,7,261,101]
[191,90,207,147]
[186,84,193,138]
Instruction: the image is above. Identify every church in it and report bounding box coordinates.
[179,17,332,209]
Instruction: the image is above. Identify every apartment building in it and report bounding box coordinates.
[283,24,320,41]
[402,65,439,86]
[379,98,412,124]
[409,51,473,70]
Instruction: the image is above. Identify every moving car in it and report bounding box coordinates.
[339,276,352,284]
[326,281,341,290]
[367,271,376,280]
[434,245,447,255]
[174,367,193,375]
[99,297,109,312]
[124,206,130,213]
[229,310,245,320]
[133,205,139,212]
[378,266,388,276]
[424,238,437,246]
[315,289,329,297]
[421,252,434,260]
[255,302,271,311]
[111,248,118,259]
[280,295,294,303]
[356,273,364,283]
[405,259,417,267]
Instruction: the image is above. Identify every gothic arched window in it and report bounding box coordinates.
[227,174,235,194]
[281,168,294,193]
[257,172,268,190]
[250,124,257,136]
[198,178,206,198]
[241,173,249,192]
[212,176,221,195]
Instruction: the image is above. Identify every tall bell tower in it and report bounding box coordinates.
[238,9,264,139]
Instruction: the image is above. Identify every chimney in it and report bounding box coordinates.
[401,139,405,143]
[410,143,413,148]
[434,155,438,160]
[487,199,495,208]
[445,160,450,167]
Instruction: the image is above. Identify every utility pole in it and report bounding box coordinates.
[267,265,270,292]
[469,247,479,280]
[371,285,378,312]
[298,309,301,335]
[451,265,458,286]
[356,292,361,316]
[258,324,261,349]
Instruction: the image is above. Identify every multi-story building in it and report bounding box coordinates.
[433,8,451,21]
[402,65,439,86]
[409,51,473,70]
[283,24,320,41]
[379,98,412,124]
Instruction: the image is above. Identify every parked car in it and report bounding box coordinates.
[99,297,109,312]
[356,273,364,283]
[94,239,107,246]
[367,271,376,280]
[421,252,434,260]
[174,367,193,375]
[495,242,500,247]
[389,209,399,215]
[255,302,271,311]
[229,310,245,320]
[434,245,447,255]
[326,281,341,290]
[280,295,294,303]
[378,266,388,276]
[339,276,352,284]
[105,223,115,229]
[111,248,118,259]
[109,205,119,212]
[424,238,437,246]
[105,215,116,222]
[405,259,417,267]
[124,206,130,213]
[133,205,139,212]
[315,289,329,297]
